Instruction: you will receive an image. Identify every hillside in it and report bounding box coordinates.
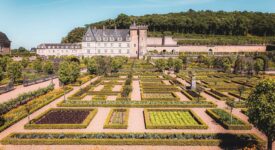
[62,10,275,45]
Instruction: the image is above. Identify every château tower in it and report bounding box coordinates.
[130,22,148,59]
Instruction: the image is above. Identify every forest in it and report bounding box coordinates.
[62,10,275,45]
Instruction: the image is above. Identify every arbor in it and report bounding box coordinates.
[247,79,275,150]
[155,59,166,72]
[43,61,54,75]
[7,61,23,83]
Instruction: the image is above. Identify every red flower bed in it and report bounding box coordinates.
[35,109,90,124]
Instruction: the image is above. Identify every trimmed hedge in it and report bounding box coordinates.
[24,108,97,129]
[181,90,205,101]
[144,109,208,129]
[103,108,129,129]
[141,92,180,101]
[1,132,265,149]
[205,89,233,101]
[58,100,217,108]
[206,109,252,130]
[0,86,73,132]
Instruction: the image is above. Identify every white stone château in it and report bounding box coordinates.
[37,23,266,57]
[37,23,151,58]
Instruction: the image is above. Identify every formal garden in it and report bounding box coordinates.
[0,54,274,149]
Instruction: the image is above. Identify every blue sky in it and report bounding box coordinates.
[0,0,274,49]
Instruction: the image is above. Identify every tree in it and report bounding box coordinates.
[173,58,183,73]
[254,58,264,74]
[33,59,43,73]
[247,79,275,150]
[96,56,111,75]
[70,62,80,83]
[20,57,29,68]
[0,56,12,72]
[237,85,245,102]
[43,61,54,75]
[167,58,174,69]
[0,67,3,82]
[7,61,22,83]
[111,57,123,73]
[155,59,166,72]
[58,61,80,85]
[87,58,97,74]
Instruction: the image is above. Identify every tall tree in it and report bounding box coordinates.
[247,79,275,150]
[7,61,23,83]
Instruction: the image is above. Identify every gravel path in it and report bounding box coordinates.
[0,78,60,104]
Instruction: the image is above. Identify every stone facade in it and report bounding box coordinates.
[37,23,148,58]
[0,32,11,55]
[36,23,266,57]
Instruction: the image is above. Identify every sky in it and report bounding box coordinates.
[0,0,274,49]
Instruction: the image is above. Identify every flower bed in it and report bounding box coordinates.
[25,108,97,129]
[141,92,180,101]
[144,109,207,129]
[206,109,252,130]
[0,86,73,132]
[181,90,205,101]
[205,89,232,101]
[58,100,216,108]
[103,108,129,129]
[1,132,264,149]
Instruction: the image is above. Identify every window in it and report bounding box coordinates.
[117,37,122,41]
[127,49,130,54]
[97,43,100,46]
[103,37,108,41]
[105,49,107,53]
[111,49,113,53]
[119,43,121,47]
[119,49,121,54]
[87,49,90,53]
[104,43,107,47]
[127,43,130,47]
[134,44,136,47]
[87,43,90,47]
[97,37,101,41]
[111,43,113,47]
[110,37,114,41]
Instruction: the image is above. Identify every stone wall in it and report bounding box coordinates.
[147,45,266,53]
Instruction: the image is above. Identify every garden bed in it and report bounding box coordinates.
[181,90,205,101]
[104,108,129,129]
[206,109,252,130]
[25,108,97,129]
[1,132,264,149]
[144,109,207,129]
[141,92,180,101]
[58,100,216,108]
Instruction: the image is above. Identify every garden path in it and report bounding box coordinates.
[131,80,141,101]
[0,78,59,104]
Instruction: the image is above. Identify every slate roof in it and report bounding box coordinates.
[83,27,130,42]
[37,43,81,49]
[0,32,11,44]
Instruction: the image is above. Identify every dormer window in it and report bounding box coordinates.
[97,37,101,41]
[126,36,130,41]
[110,37,114,41]
[86,37,91,41]
[103,37,108,41]
[117,37,122,41]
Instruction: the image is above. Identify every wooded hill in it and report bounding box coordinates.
[62,10,275,45]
